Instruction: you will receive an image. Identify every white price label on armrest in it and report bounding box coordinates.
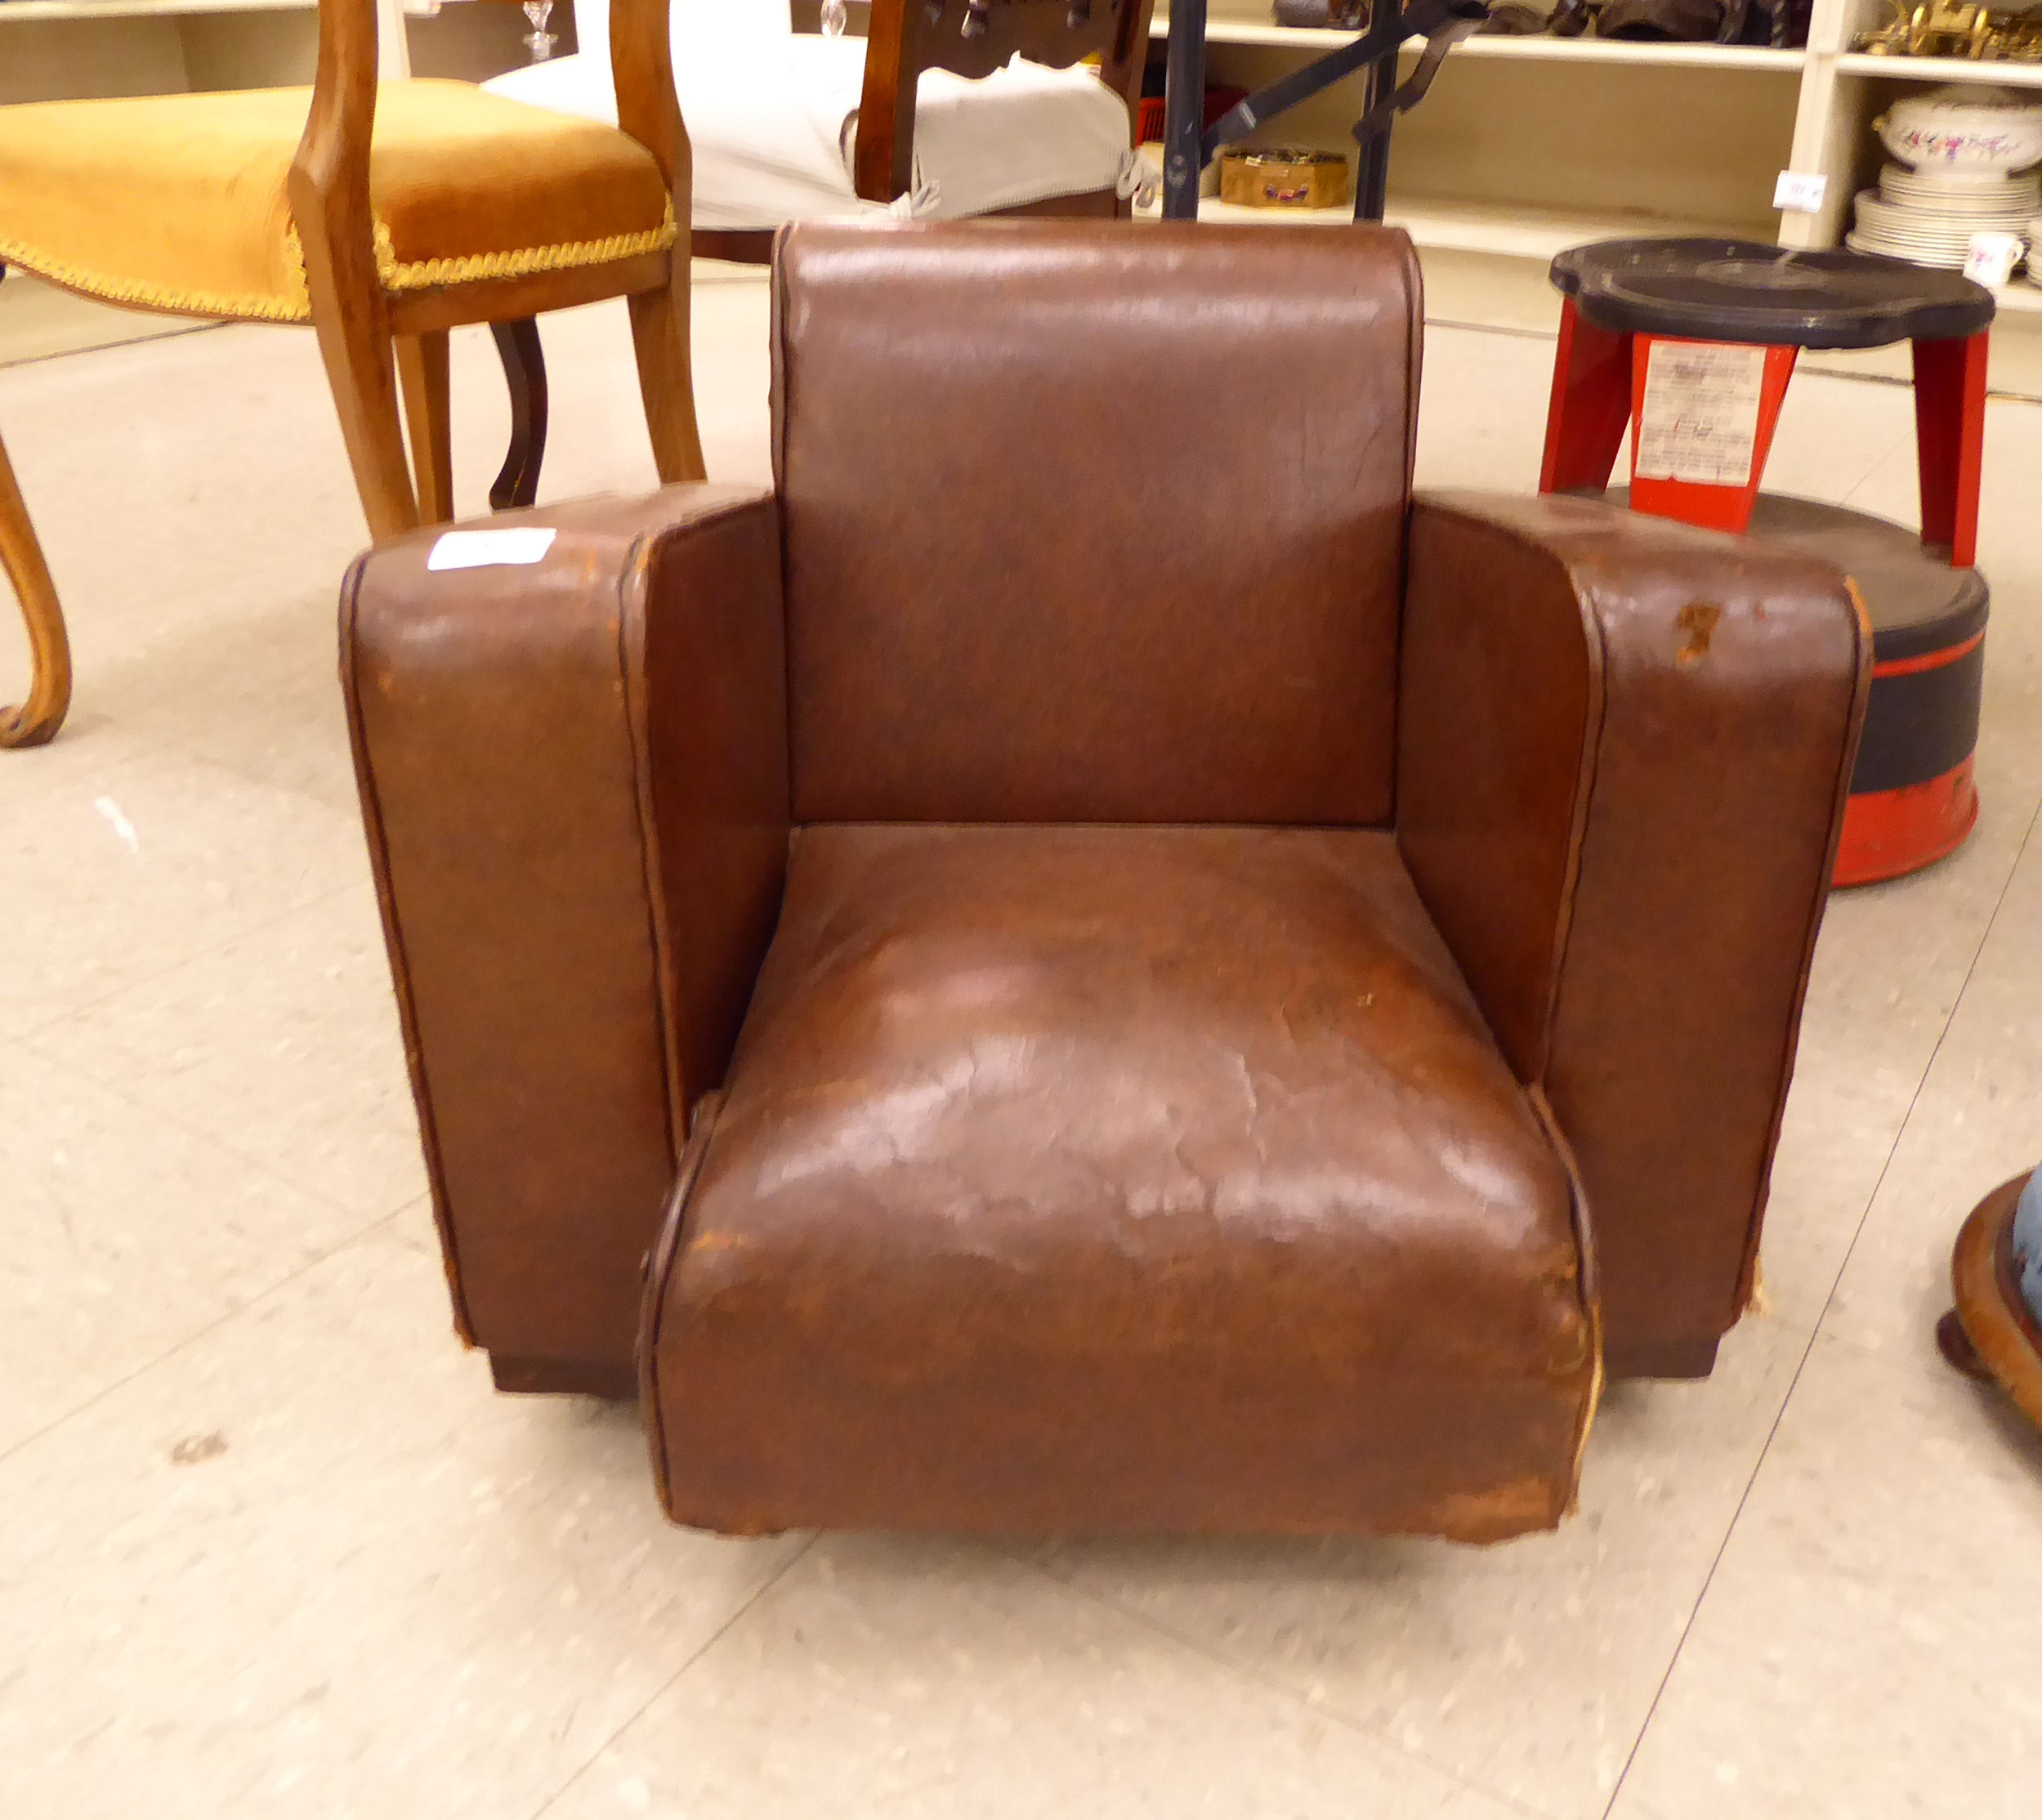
[427,527,556,571]
[1772,171,1829,214]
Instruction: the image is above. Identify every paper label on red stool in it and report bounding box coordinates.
[1636,342,1767,488]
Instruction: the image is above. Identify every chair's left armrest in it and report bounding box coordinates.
[1397,489,1870,1377]
[342,484,788,1388]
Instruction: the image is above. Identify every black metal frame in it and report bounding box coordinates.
[1160,0,1488,223]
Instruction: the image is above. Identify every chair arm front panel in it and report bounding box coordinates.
[1399,491,1868,1376]
[341,484,787,1384]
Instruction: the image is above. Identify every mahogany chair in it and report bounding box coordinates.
[483,0,1155,505]
[0,0,704,746]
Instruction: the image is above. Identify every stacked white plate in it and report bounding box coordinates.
[1848,163,2040,271]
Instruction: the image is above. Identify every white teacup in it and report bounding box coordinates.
[1964,230,2026,287]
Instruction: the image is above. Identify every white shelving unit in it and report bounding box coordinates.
[2,0,315,20]
[1835,51,2042,87]
[0,0,509,103]
[1149,190,1742,257]
[1159,12,1806,68]
[1148,0,2042,333]
[1154,7,1800,275]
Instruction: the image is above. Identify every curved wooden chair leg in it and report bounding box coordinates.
[0,423,71,749]
[628,270,707,485]
[395,329,454,525]
[489,317,549,511]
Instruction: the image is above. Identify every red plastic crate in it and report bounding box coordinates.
[1136,86,1247,146]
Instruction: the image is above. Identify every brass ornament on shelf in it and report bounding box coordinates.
[1854,0,2042,60]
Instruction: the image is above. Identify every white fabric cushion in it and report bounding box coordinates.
[485,31,1129,230]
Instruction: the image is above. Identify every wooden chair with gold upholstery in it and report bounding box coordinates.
[0,0,704,748]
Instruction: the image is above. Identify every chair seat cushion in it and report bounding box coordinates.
[644,824,1601,1539]
[485,39,1130,230]
[0,80,673,323]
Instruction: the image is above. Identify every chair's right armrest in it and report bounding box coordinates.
[341,484,788,1391]
[1397,490,1869,1377]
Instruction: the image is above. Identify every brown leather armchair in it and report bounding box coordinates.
[342,221,1868,1541]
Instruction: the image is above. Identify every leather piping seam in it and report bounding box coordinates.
[337,552,476,1344]
[1410,503,1607,1084]
[1389,237,1423,821]
[1731,572,1874,1314]
[1401,230,1424,499]
[638,1089,726,1522]
[619,525,692,1168]
[770,230,801,816]
[1529,546,1608,1089]
[769,228,796,498]
[1528,1082,1604,1515]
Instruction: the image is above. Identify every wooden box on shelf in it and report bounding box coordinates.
[1218,145,1352,208]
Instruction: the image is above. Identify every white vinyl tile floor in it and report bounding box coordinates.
[2,261,2038,1820]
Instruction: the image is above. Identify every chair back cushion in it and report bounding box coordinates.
[772,220,1421,825]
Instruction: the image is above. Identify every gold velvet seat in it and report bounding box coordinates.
[0,81,676,325]
[0,0,704,751]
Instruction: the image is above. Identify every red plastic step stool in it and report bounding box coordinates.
[1539,239,1995,885]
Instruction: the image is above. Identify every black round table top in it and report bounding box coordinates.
[1551,239,1995,349]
